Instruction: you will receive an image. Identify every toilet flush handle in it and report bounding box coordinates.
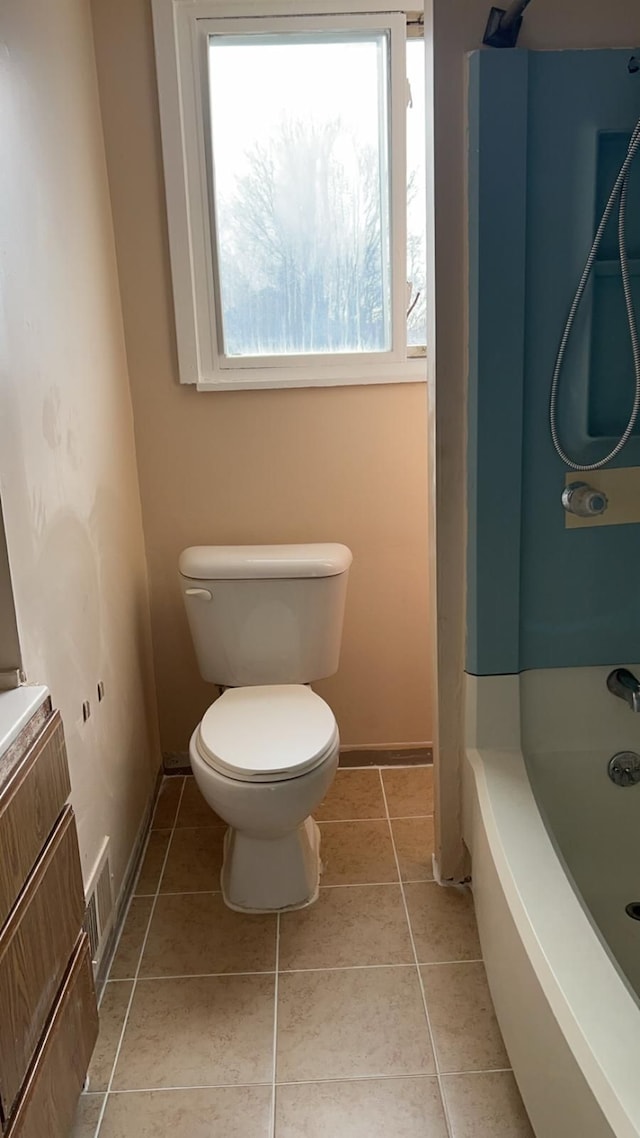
[185,588,213,601]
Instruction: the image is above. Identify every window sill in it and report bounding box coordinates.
[194,357,427,391]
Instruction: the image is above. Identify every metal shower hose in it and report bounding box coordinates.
[549,118,640,470]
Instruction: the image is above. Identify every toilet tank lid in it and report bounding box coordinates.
[179,543,352,581]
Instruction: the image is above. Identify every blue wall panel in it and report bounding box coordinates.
[467,48,640,676]
[466,51,528,676]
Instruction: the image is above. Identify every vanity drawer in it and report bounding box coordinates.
[0,711,70,928]
[0,806,85,1120]
[5,935,98,1138]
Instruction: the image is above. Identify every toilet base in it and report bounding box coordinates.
[220,817,322,914]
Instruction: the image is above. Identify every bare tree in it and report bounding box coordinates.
[216,115,426,355]
[217,118,387,356]
[406,168,427,346]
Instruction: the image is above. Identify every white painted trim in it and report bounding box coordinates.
[388,9,408,363]
[152,0,424,390]
[154,0,423,19]
[196,360,427,390]
[152,0,202,387]
[201,11,405,380]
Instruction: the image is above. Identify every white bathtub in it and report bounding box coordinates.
[463,672,640,1138]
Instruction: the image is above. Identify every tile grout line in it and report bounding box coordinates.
[159,814,434,826]
[134,878,436,898]
[317,814,434,823]
[93,776,187,1138]
[278,1066,514,1084]
[101,1069,510,1097]
[319,879,438,889]
[116,958,485,983]
[270,912,280,1138]
[337,765,433,772]
[378,769,455,1138]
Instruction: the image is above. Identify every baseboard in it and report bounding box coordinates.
[162,744,434,775]
[94,765,164,998]
[339,744,433,767]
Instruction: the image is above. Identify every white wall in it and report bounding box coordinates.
[0,0,161,896]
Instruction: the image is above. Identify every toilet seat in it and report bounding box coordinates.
[196,685,339,783]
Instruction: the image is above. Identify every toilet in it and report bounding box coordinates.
[178,543,352,913]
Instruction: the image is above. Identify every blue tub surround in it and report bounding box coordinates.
[467,48,640,677]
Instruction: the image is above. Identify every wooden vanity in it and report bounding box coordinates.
[0,694,98,1136]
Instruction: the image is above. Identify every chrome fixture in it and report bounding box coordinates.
[607,668,640,712]
[609,752,640,787]
[561,481,608,518]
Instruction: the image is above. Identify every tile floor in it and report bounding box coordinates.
[73,767,534,1138]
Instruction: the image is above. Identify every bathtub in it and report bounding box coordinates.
[463,670,640,1138]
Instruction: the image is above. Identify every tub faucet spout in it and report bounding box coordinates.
[607,668,640,712]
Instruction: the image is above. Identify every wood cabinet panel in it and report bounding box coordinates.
[5,936,98,1138]
[0,712,70,928]
[0,806,85,1119]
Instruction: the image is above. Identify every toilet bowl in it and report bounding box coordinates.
[188,684,340,913]
[179,542,352,912]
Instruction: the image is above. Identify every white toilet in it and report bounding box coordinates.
[178,543,352,913]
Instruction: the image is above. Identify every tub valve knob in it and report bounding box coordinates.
[561,481,608,518]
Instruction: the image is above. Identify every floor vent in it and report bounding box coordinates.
[83,894,100,961]
[83,837,114,972]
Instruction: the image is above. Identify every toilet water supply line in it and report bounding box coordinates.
[549,116,640,471]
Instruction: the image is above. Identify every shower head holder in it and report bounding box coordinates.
[482,0,533,49]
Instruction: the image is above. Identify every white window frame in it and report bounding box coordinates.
[152,0,426,390]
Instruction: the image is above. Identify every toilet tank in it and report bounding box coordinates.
[178,544,352,687]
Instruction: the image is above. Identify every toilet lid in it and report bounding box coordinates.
[196,685,339,783]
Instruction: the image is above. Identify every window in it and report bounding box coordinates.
[153,1,427,389]
[406,35,427,352]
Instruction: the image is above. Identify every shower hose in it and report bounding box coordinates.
[549,117,640,471]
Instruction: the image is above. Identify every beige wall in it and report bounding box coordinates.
[90,0,433,754]
[0,0,161,895]
[429,0,640,879]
